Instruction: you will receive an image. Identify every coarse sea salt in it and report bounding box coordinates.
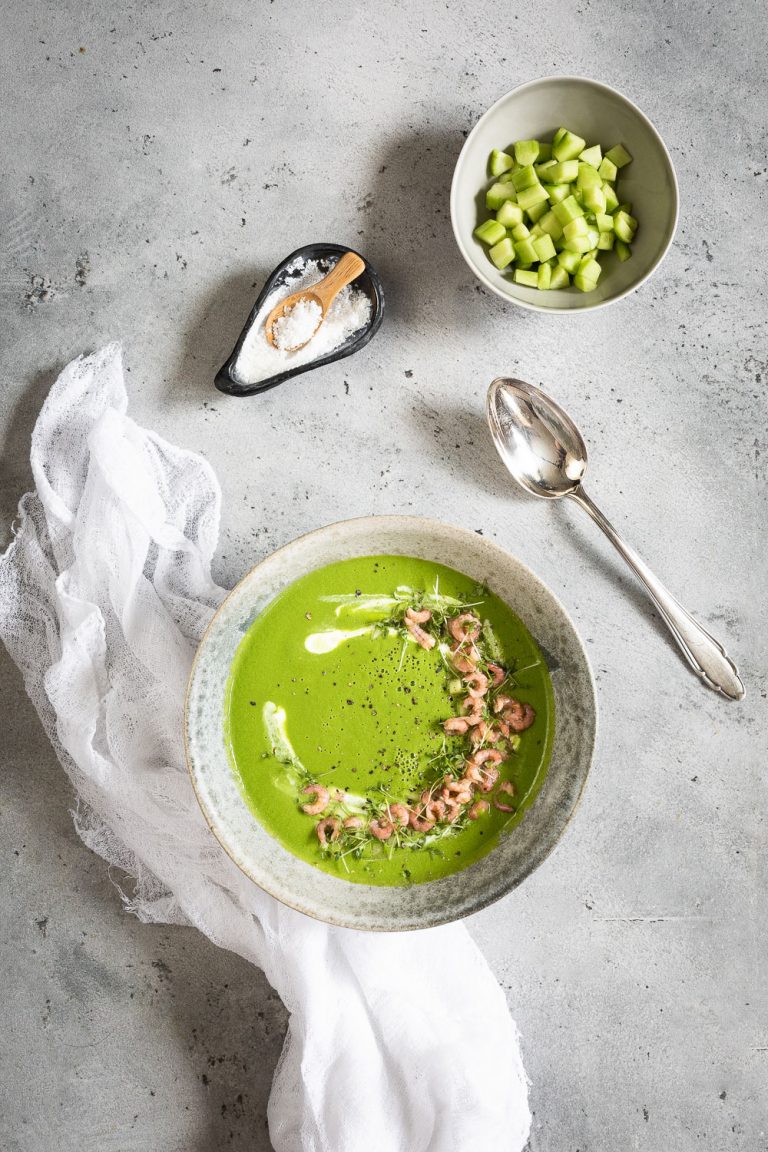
[234,257,373,385]
[272,297,323,351]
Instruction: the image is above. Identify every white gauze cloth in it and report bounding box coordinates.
[0,345,531,1152]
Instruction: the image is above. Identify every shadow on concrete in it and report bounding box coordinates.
[0,365,63,550]
[168,266,274,407]
[549,498,685,663]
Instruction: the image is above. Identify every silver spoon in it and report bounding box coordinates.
[486,377,745,701]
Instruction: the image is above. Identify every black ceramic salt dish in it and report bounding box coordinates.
[215,243,384,397]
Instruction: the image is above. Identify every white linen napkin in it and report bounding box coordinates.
[0,345,531,1152]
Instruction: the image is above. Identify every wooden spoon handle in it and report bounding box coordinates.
[313,252,365,311]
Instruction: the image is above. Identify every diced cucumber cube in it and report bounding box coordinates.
[489,237,516,269]
[474,219,507,245]
[563,216,589,241]
[496,200,524,227]
[537,262,552,290]
[578,255,602,283]
[511,164,539,191]
[476,129,638,295]
[552,195,584,224]
[516,183,549,211]
[526,199,549,223]
[489,149,515,176]
[549,265,570,290]
[603,184,620,212]
[564,234,593,253]
[514,269,539,287]
[514,139,540,166]
[605,144,633,169]
[598,157,617,182]
[573,273,598,292]
[583,185,606,214]
[539,210,564,240]
[557,249,581,273]
[579,144,602,168]
[552,128,586,162]
[546,160,579,184]
[542,183,571,204]
[577,162,602,190]
[533,233,557,262]
[486,182,518,210]
[613,210,637,243]
[514,237,539,264]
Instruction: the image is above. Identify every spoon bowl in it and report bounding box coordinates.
[264,251,366,353]
[264,290,324,352]
[487,378,588,499]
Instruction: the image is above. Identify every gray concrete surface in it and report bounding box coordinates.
[1,1,766,1149]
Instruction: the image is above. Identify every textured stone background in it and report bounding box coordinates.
[1,2,766,1149]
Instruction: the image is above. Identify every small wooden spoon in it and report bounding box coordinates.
[265,251,366,352]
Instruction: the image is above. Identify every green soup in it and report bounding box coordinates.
[225,555,554,886]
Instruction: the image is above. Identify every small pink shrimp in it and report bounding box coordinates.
[448,613,481,644]
[444,716,469,735]
[487,663,506,688]
[389,803,410,828]
[443,800,463,823]
[464,668,489,699]
[450,645,477,675]
[315,817,340,844]
[425,798,446,822]
[471,720,505,745]
[497,719,511,740]
[343,816,363,830]
[464,762,484,786]
[493,694,515,715]
[468,799,490,820]
[409,810,435,833]
[472,748,504,767]
[301,784,330,816]
[465,755,501,793]
[407,607,432,624]
[493,781,516,812]
[503,700,536,732]
[369,818,394,840]
[404,607,435,650]
[442,779,472,805]
[477,765,499,793]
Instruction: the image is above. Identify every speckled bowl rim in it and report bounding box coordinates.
[450,75,680,315]
[184,516,598,930]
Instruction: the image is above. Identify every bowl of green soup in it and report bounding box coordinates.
[185,516,596,930]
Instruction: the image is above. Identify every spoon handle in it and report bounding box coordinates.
[568,488,745,700]
[313,251,366,311]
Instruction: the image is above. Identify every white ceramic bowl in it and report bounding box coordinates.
[184,516,597,931]
[450,76,679,313]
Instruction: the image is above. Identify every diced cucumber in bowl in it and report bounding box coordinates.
[472,127,636,293]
